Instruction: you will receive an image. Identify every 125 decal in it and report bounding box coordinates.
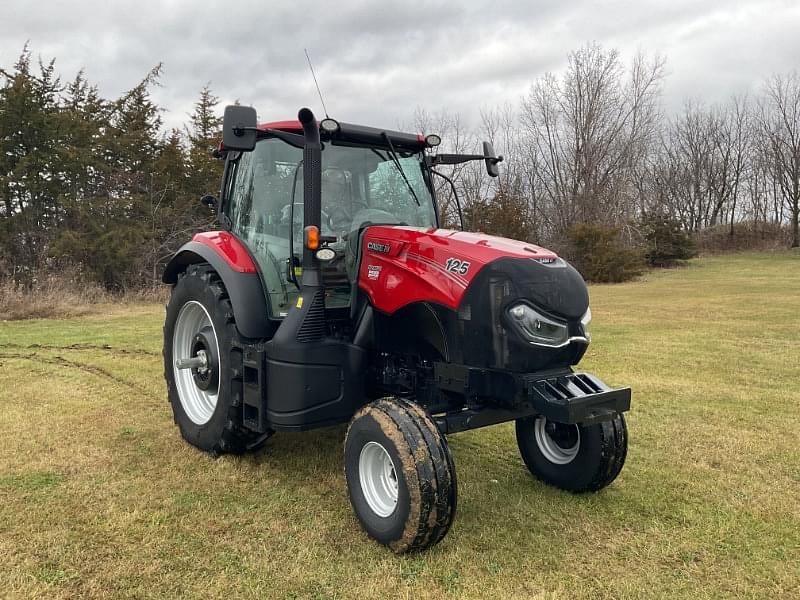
[444,258,470,275]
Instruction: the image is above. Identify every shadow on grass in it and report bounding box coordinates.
[239,424,349,482]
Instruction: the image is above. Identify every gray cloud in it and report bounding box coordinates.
[2,0,798,133]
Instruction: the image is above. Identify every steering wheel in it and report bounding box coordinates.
[326,201,369,229]
[282,202,333,230]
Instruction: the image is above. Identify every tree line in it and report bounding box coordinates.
[1,43,798,289]
[0,46,221,290]
[418,44,799,278]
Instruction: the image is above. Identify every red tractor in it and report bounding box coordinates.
[163,106,630,553]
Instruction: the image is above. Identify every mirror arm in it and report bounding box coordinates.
[429,153,504,167]
[430,168,465,231]
[261,128,307,149]
[231,126,260,135]
[430,153,484,166]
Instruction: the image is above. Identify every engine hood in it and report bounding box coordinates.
[358,226,576,315]
[366,226,558,262]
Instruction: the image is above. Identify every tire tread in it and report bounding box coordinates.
[345,397,457,553]
[516,413,628,493]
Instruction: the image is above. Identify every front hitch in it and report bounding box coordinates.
[523,372,631,425]
[431,363,630,434]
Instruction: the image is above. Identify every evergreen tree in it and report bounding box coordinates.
[50,65,164,289]
[186,84,223,199]
[0,46,63,282]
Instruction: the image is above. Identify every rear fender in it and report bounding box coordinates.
[163,233,275,339]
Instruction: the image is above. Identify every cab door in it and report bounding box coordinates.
[223,138,304,319]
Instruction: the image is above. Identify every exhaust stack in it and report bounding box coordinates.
[298,108,323,286]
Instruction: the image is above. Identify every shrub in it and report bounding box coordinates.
[564,224,645,283]
[695,221,792,253]
[640,213,697,267]
[465,190,532,242]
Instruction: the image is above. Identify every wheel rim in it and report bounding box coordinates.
[358,441,399,518]
[534,417,580,465]
[173,300,220,425]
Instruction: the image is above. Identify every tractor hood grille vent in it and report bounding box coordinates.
[457,257,589,371]
[462,257,589,320]
[296,291,326,342]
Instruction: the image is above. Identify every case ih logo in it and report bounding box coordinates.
[367,241,391,253]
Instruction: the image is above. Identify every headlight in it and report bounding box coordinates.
[507,303,569,347]
[580,307,592,340]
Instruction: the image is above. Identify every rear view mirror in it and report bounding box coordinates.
[483,141,503,178]
[222,105,258,151]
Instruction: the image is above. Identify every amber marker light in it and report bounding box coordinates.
[304,225,320,250]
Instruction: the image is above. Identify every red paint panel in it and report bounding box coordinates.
[358,226,558,315]
[258,120,303,133]
[192,231,257,274]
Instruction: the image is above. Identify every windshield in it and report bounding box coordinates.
[228,138,436,237]
[225,137,437,317]
[322,143,437,234]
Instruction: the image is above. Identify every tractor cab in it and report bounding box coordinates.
[220,118,438,319]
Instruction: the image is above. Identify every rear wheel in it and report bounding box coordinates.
[163,264,269,455]
[515,414,627,492]
[344,397,457,553]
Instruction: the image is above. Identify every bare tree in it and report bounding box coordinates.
[409,106,476,228]
[659,98,751,232]
[657,101,714,230]
[519,43,665,239]
[705,97,749,232]
[754,71,800,247]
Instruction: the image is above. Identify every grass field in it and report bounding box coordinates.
[1,251,798,599]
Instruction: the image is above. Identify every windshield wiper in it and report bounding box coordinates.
[381,132,420,206]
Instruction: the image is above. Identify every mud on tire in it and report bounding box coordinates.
[163,263,269,455]
[344,397,457,553]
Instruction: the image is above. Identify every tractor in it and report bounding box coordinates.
[162,106,631,553]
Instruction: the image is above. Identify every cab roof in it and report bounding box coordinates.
[258,120,428,152]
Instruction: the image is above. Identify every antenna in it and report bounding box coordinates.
[304,48,329,118]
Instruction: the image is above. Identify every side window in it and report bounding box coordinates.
[226,139,303,318]
[228,152,255,230]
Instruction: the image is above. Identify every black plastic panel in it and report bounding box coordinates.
[263,337,367,431]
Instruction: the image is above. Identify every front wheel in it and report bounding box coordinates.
[344,397,457,553]
[515,414,627,492]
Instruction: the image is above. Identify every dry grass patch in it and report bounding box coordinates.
[0,275,167,320]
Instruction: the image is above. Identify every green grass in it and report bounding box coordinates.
[1,251,798,599]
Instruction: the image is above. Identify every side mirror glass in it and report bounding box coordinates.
[222,105,258,151]
[483,141,503,178]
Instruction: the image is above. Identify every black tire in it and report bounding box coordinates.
[515,413,627,492]
[344,397,457,553]
[163,264,270,455]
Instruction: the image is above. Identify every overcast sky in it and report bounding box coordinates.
[2,0,799,133]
